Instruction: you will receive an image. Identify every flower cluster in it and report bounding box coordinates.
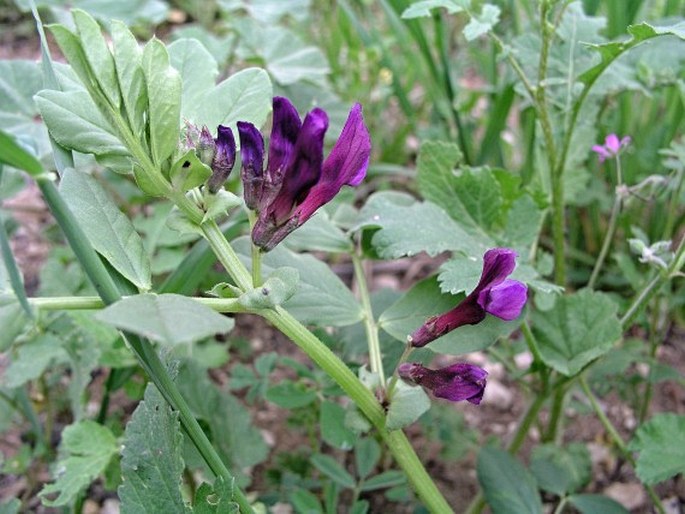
[188,97,370,253]
[238,97,371,251]
[399,248,528,405]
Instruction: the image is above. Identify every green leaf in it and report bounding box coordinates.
[401,0,465,19]
[290,489,323,514]
[195,68,273,132]
[463,4,500,41]
[59,168,151,290]
[628,413,685,485]
[168,39,219,122]
[234,237,362,327]
[354,192,482,259]
[201,190,243,223]
[34,90,129,158]
[111,20,147,138]
[567,494,630,514]
[266,380,317,409]
[355,438,380,479]
[320,401,357,450]
[386,379,431,430]
[0,129,44,177]
[379,276,520,355]
[311,454,356,489]
[3,334,67,388]
[0,303,29,352]
[169,150,212,192]
[72,10,120,107]
[0,499,20,514]
[436,254,483,295]
[193,478,239,514]
[477,447,543,514]
[39,420,118,506]
[283,210,353,253]
[417,141,499,239]
[532,289,621,376]
[530,443,591,496]
[579,21,685,87]
[238,267,299,310]
[359,470,406,492]
[238,24,329,86]
[142,38,182,165]
[96,293,234,346]
[119,383,189,514]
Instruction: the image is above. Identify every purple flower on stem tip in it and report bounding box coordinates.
[207,125,236,193]
[409,248,528,348]
[398,362,488,405]
[237,96,371,251]
[591,134,631,163]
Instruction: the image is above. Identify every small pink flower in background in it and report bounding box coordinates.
[592,133,631,163]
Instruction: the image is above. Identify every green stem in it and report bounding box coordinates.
[202,229,453,512]
[545,385,567,444]
[386,344,414,400]
[35,177,254,514]
[638,298,663,423]
[247,211,262,287]
[265,308,453,513]
[352,252,386,387]
[579,376,666,514]
[28,296,245,313]
[588,156,624,289]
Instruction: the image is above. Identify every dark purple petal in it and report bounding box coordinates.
[207,125,236,193]
[398,362,488,405]
[267,96,302,180]
[237,121,265,210]
[408,298,485,348]
[477,279,528,321]
[290,103,371,224]
[474,248,518,294]
[322,103,371,187]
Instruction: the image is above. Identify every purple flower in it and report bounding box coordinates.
[207,125,236,193]
[237,96,371,251]
[409,248,528,348]
[591,134,631,163]
[398,362,488,405]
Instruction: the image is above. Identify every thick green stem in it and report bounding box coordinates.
[202,228,453,512]
[35,177,254,514]
[545,385,567,444]
[579,376,665,514]
[28,296,245,313]
[265,308,453,513]
[352,252,386,387]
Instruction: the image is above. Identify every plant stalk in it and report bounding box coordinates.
[352,252,386,387]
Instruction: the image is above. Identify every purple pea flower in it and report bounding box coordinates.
[398,362,488,405]
[207,125,236,193]
[409,248,528,348]
[237,96,371,251]
[591,133,631,163]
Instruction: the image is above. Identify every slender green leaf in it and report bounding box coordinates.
[0,129,44,176]
[311,454,356,489]
[320,401,357,450]
[359,470,406,492]
[568,494,630,514]
[386,379,431,430]
[3,334,67,388]
[477,447,543,514]
[401,0,465,19]
[530,443,591,496]
[142,38,182,165]
[355,438,380,479]
[59,168,151,290]
[111,20,147,137]
[168,39,219,121]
